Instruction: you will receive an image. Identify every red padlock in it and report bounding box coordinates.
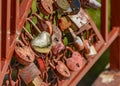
[37,0,53,15]
[15,40,35,66]
[63,46,86,71]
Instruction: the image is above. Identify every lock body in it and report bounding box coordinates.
[19,63,41,85]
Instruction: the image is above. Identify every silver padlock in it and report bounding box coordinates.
[85,41,97,57]
[68,8,89,29]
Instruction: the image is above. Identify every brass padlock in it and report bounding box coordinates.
[28,76,43,86]
[69,28,84,51]
[19,63,41,85]
[58,17,71,31]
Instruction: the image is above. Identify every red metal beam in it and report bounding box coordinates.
[0,0,2,72]
[110,0,120,71]
[101,0,108,42]
[10,0,19,44]
[1,0,11,58]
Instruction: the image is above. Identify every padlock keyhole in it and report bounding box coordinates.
[26,55,31,60]
[76,63,80,67]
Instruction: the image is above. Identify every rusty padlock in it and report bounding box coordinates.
[25,18,52,53]
[31,13,53,35]
[69,28,84,51]
[37,0,53,15]
[58,17,71,31]
[52,25,65,55]
[68,8,89,29]
[63,46,85,71]
[15,40,35,66]
[49,54,70,78]
[19,63,41,85]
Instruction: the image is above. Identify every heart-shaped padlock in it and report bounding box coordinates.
[52,25,65,55]
[37,0,53,15]
[25,18,52,53]
[63,46,85,71]
[15,40,35,66]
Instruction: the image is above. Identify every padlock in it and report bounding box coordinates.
[67,0,81,15]
[19,63,41,85]
[83,38,97,57]
[69,28,84,51]
[28,76,43,86]
[24,18,52,53]
[63,46,86,71]
[49,54,70,78]
[15,40,35,66]
[37,0,53,15]
[80,0,101,9]
[54,0,71,12]
[51,25,65,55]
[58,17,71,31]
[31,13,53,35]
[68,8,89,29]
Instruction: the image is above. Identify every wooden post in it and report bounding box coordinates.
[110,0,120,71]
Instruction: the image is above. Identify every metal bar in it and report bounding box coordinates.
[101,0,108,42]
[110,0,120,71]
[1,0,11,58]
[0,0,2,72]
[60,27,119,86]
[10,0,19,44]
[18,0,33,32]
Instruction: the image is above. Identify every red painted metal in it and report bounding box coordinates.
[101,0,108,42]
[110,0,120,71]
[0,0,120,86]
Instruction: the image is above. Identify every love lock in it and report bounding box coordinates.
[37,0,53,15]
[15,40,35,66]
[24,18,52,53]
[69,28,84,51]
[68,8,89,29]
[52,25,65,55]
[31,13,53,35]
[63,46,85,71]
[58,17,71,31]
[82,35,97,57]
[19,63,41,85]
[67,0,81,15]
[49,54,70,78]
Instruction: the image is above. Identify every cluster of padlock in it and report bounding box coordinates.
[3,0,101,86]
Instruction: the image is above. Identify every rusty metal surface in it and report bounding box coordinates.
[92,71,120,86]
[0,0,120,86]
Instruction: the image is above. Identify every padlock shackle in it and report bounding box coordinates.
[26,18,41,33]
[31,13,53,35]
[23,27,34,39]
[16,40,25,47]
